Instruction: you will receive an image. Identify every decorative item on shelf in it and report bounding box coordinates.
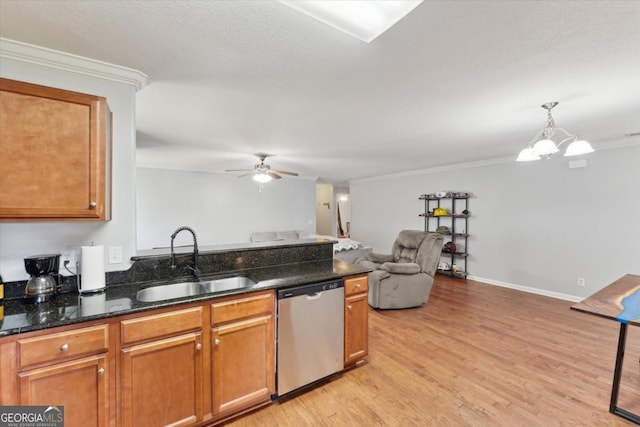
[443,242,458,253]
[462,209,470,215]
[433,207,449,216]
[454,192,469,198]
[436,225,450,234]
[438,262,450,271]
[436,191,449,198]
[516,101,595,162]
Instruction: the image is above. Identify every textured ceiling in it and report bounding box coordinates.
[1,1,639,183]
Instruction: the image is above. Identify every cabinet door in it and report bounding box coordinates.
[121,332,203,427]
[212,314,274,417]
[345,292,369,366]
[18,354,108,427]
[0,78,111,221]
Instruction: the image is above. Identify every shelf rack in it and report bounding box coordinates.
[419,192,470,279]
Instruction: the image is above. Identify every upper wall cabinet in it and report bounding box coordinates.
[0,78,112,222]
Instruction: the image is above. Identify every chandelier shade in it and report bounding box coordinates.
[515,147,541,162]
[532,139,559,156]
[516,102,594,162]
[564,139,594,157]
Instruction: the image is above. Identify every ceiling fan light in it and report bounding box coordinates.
[252,173,272,183]
[564,139,594,157]
[516,147,541,162]
[532,139,559,156]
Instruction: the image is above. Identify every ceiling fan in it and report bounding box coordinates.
[225,153,299,183]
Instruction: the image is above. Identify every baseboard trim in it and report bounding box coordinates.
[467,275,583,302]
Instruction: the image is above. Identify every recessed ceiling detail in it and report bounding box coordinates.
[279,0,423,43]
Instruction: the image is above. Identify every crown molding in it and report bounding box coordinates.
[350,156,515,184]
[350,137,640,184]
[0,38,148,91]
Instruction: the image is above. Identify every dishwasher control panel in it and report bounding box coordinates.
[277,279,344,299]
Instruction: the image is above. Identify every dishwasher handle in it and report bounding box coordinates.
[306,292,322,300]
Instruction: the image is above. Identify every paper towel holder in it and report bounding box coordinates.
[79,244,106,294]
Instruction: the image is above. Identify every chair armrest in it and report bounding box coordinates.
[355,259,382,271]
[380,262,421,274]
[366,252,394,263]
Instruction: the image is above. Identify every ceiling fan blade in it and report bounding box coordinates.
[273,170,299,176]
[267,171,282,179]
[225,169,253,172]
[237,172,252,178]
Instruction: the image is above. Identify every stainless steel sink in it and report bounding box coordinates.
[137,281,203,302]
[200,276,257,293]
[136,276,257,302]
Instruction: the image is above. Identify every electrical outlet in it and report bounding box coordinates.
[577,277,585,287]
[62,251,77,266]
[108,246,123,264]
[61,250,78,275]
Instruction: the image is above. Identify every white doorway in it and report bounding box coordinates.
[315,183,334,236]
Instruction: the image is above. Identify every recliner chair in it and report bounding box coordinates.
[356,230,444,309]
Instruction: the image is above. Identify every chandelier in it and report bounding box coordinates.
[516,102,594,162]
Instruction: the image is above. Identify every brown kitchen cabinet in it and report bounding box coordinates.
[210,290,275,420]
[0,78,112,221]
[344,274,369,367]
[119,307,204,427]
[0,282,367,426]
[19,354,109,427]
[0,323,111,427]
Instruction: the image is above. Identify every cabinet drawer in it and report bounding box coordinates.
[345,275,368,296]
[17,324,108,369]
[211,290,274,326]
[121,306,202,346]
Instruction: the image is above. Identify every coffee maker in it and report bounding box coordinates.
[24,254,61,303]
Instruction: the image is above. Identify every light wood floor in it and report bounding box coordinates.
[225,276,640,426]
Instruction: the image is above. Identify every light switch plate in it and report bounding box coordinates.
[108,246,123,264]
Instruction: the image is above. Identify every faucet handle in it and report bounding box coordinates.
[187,266,201,278]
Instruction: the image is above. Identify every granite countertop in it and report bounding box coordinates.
[0,259,369,337]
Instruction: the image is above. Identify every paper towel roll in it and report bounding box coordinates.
[81,245,106,293]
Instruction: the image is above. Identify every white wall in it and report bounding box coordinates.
[136,168,316,249]
[350,145,640,299]
[0,56,139,281]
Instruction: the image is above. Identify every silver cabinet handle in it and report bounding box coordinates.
[60,343,69,352]
[196,342,202,350]
[89,202,97,208]
[97,368,105,376]
[214,338,220,346]
[355,284,361,289]
[347,305,352,310]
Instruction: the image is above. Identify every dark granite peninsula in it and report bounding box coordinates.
[0,238,370,426]
[0,238,369,336]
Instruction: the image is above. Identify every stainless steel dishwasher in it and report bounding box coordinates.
[276,279,344,396]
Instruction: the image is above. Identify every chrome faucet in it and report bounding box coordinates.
[170,226,201,279]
